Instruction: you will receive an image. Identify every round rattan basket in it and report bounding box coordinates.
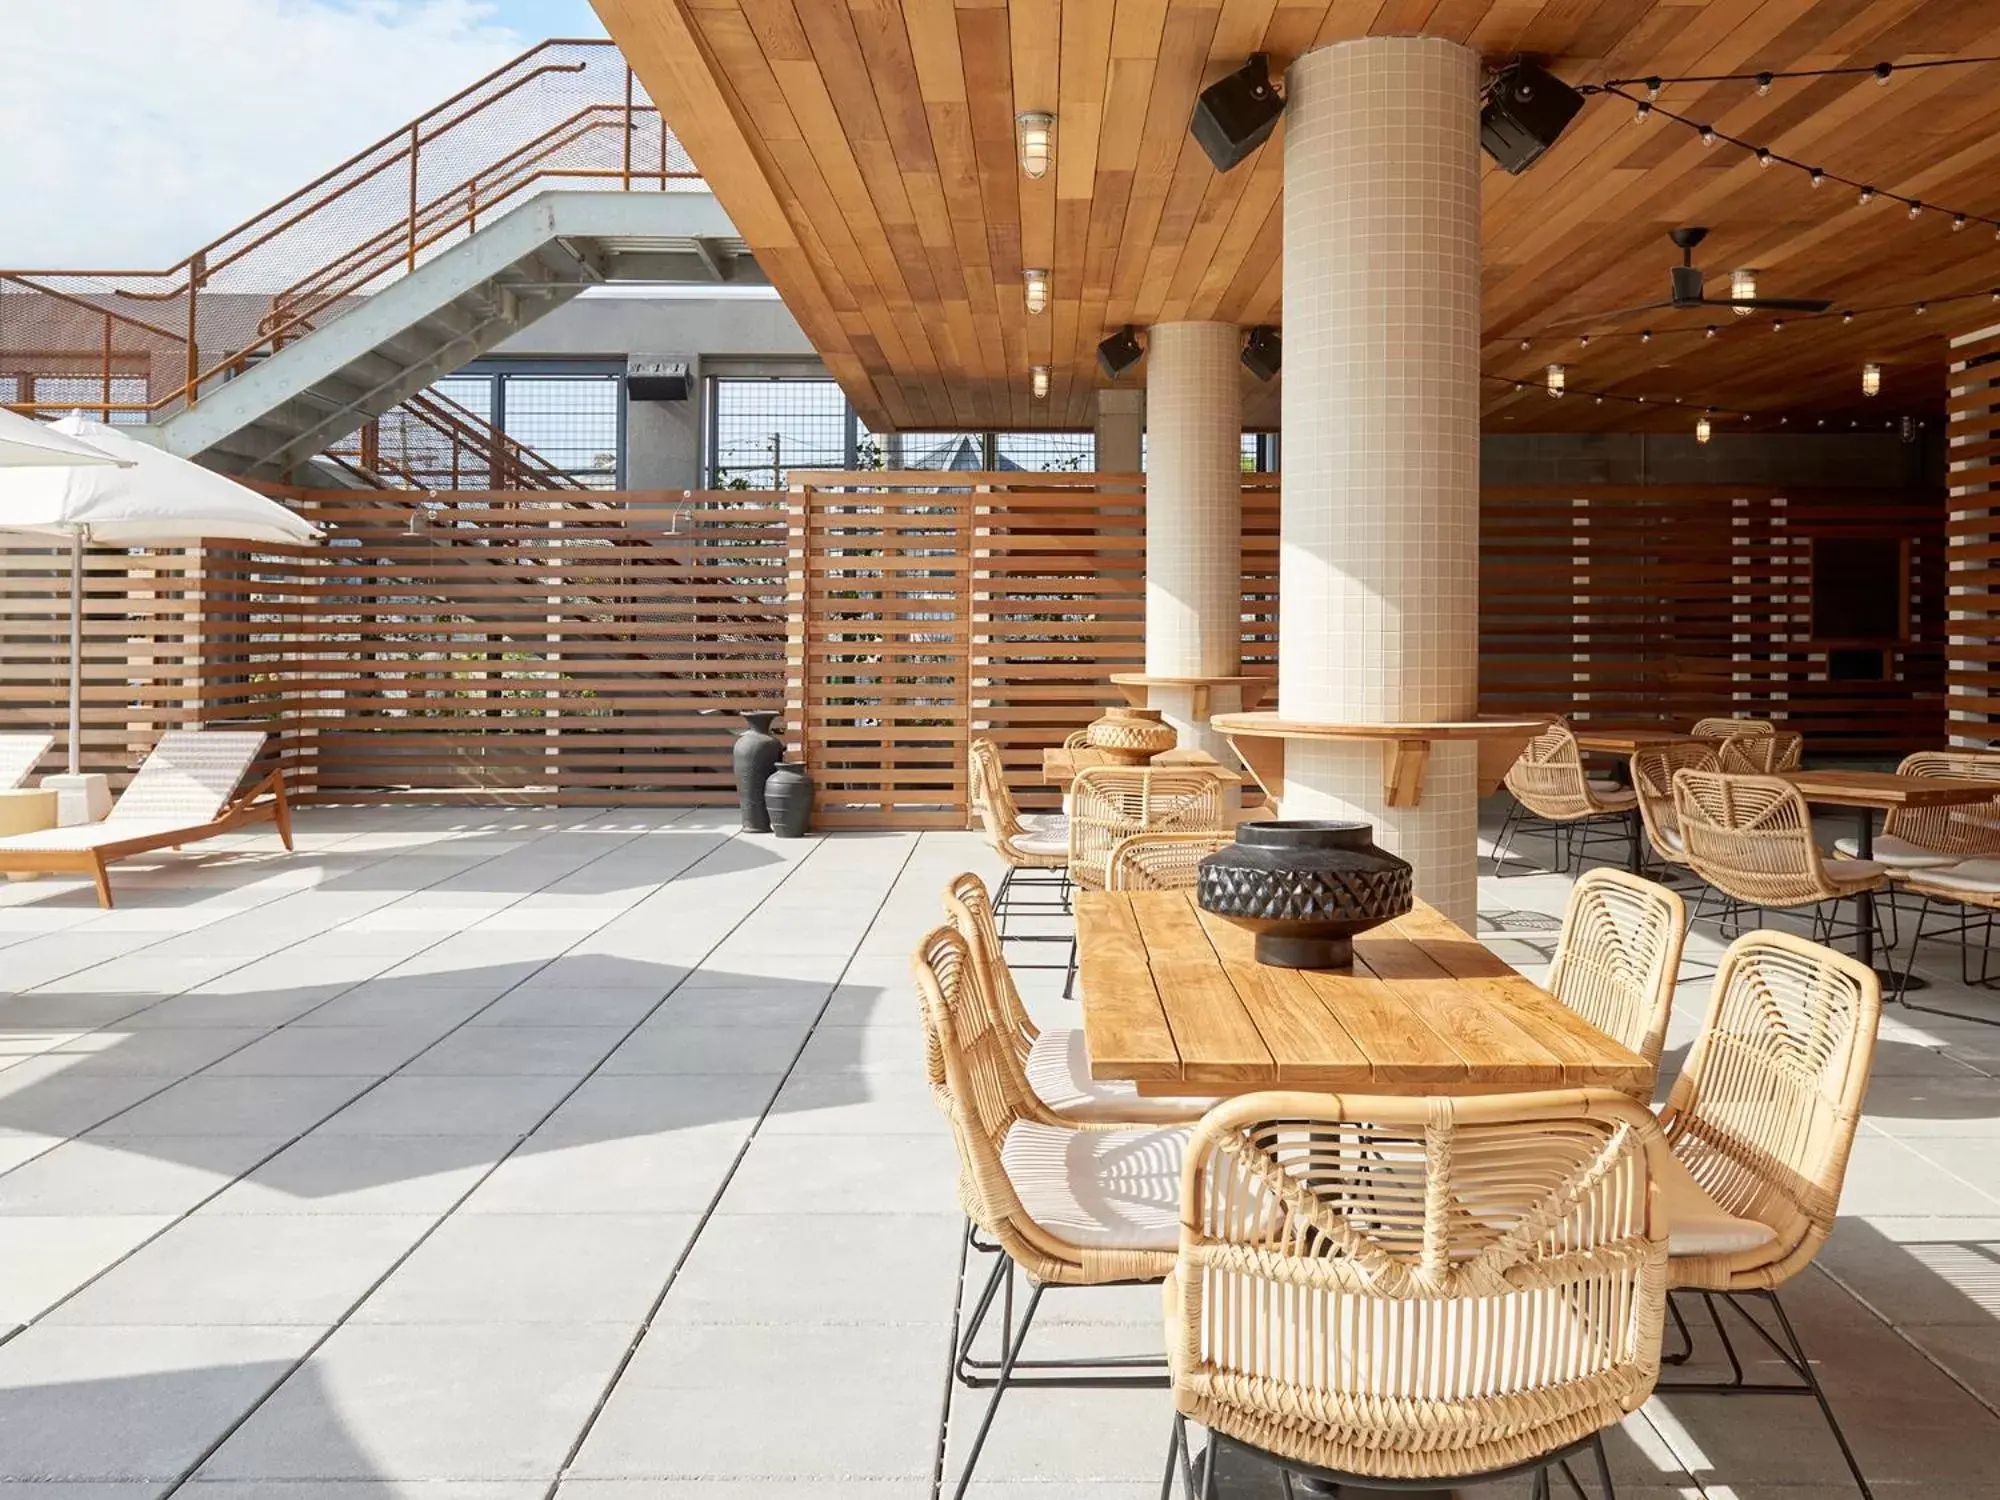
[1085,706,1176,766]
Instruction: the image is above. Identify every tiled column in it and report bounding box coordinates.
[1280,37,1482,928]
[1145,321,1244,758]
[1094,388,1144,479]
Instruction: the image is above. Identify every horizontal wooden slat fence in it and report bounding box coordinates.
[1948,325,2000,745]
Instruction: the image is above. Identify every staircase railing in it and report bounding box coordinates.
[326,389,588,492]
[0,38,699,423]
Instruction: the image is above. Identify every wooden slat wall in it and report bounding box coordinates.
[1948,327,2000,746]
[1482,484,1945,753]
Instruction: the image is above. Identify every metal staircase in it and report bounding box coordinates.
[0,40,758,487]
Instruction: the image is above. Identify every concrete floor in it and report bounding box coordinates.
[0,804,1994,1497]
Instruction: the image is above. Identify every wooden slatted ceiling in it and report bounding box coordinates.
[597,0,2000,433]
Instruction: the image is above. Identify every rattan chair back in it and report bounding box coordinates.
[1105,829,1235,891]
[1504,722,1614,820]
[1169,1089,1671,1483]
[1659,929,1881,1289]
[1672,769,1842,908]
[1692,716,1776,742]
[1547,869,1687,1100]
[941,871,1038,1066]
[1882,751,2000,855]
[1068,767,1229,891]
[1631,741,1717,864]
[968,736,1063,868]
[1715,731,1803,774]
[1062,728,1094,750]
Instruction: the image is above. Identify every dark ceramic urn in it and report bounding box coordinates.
[1196,820,1414,970]
[733,710,783,833]
[765,762,815,839]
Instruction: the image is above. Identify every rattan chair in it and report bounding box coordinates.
[1692,716,1776,741]
[942,872,1212,1126]
[1163,1088,1673,1496]
[1496,722,1641,876]
[1672,769,1888,950]
[967,736,1069,934]
[913,924,1184,1499]
[1547,868,1687,1102]
[1104,829,1234,891]
[1654,929,1883,1498]
[1715,730,1803,774]
[1061,728,1094,750]
[1832,750,2000,871]
[1631,740,1718,871]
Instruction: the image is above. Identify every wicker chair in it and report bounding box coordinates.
[1672,769,1888,950]
[1631,740,1718,870]
[942,872,1211,1126]
[967,736,1069,932]
[913,924,1184,1498]
[1496,722,1641,876]
[1715,730,1803,773]
[1104,829,1234,891]
[1654,930,1883,1498]
[1062,728,1094,750]
[1163,1089,1673,1495]
[1547,869,1687,1102]
[1832,750,2000,871]
[1692,716,1776,741]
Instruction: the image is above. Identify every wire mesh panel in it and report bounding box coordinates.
[995,431,1095,471]
[501,375,622,488]
[712,379,853,488]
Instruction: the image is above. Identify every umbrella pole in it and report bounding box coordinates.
[67,529,83,776]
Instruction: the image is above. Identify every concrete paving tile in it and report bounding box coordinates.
[720,1131,960,1215]
[202,1134,517,1215]
[462,1132,745,1215]
[45,1029,269,1076]
[85,1076,374,1139]
[0,1323,315,1480]
[0,1063,173,1138]
[1857,1072,2000,1136]
[1818,1220,2000,1326]
[1832,1137,2000,1216]
[759,1070,942,1135]
[464,987,669,1028]
[0,1136,287,1215]
[568,1321,945,1480]
[398,1026,627,1077]
[352,1212,695,1325]
[287,987,498,1029]
[314,1076,573,1137]
[659,1211,961,1325]
[193,1322,633,1482]
[789,1021,930,1075]
[118,987,351,1028]
[529,1073,778,1143]
[205,1026,448,1078]
[941,1379,1169,1486]
[187,1485,544,1498]
[652,987,827,1027]
[597,1023,805,1075]
[0,1215,177,1327]
[558,1486,930,1499]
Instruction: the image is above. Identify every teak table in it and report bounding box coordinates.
[1039,745,1242,791]
[1784,768,2000,982]
[1074,889,1650,1097]
[1572,728,1700,755]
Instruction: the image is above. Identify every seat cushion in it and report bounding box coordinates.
[1027,1028,1216,1125]
[1000,1120,1187,1251]
[1658,827,1685,854]
[1020,812,1069,839]
[1654,1147,1779,1259]
[1823,857,1888,885]
[1587,778,1624,797]
[1832,833,1960,870]
[1908,857,2000,895]
[1009,828,1070,858]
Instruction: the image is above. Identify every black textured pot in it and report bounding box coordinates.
[765,762,815,839]
[1197,820,1414,969]
[733,710,783,833]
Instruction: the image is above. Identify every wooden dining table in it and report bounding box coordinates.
[1075,889,1651,1097]
[1784,768,2000,982]
[1571,727,1701,755]
[1040,745,1243,791]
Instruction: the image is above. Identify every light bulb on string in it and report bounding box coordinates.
[1858,186,1876,204]
[1808,168,1824,188]
[1645,77,1662,99]
[1706,325,1718,338]
[1908,201,1923,219]
[1916,302,1928,315]
[1875,62,1893,85]
[1756,148,1774,168]
[1755,72,1773,96]
[1699,125,1718,146]
[1634,101,1652,122]
[1772,321,1784,332]
[1842,310,1855,324]
[1955,215,1969,232]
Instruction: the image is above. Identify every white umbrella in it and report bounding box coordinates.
[0,413,321,775]
[0,407,128,467]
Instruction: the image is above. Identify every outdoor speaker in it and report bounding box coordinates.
[1480,60,1584,175]
[1191,54,1283,173]
[626,355,691,402]
[1097,325,1145,380]
[1241,325,1281,382]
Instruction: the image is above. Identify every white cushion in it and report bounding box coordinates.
[1000,1120,1187,1250]
[1659,827,1685,854]
[1587,778,1623,797]
[1655,1148,1778,1259]
[1021,812,1069,838]
[1832,833,1959,870]
[1908,857,2000,895]
[0,819,202,853]
[1823,858,1888,884]
[1009,829,1069,857]
[1027,1028,1216,1124]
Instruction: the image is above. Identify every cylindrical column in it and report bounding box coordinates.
[1279,37,1482,928]
[1093,388,1144,478]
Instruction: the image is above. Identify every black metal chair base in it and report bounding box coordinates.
[1656,1288,1873,1500]
[955,1237,1166,1389]
[1893,896,2000,1026]
[994,865,1075,971]
[1163,1414,1615,1499]
[1491,801,1641,881]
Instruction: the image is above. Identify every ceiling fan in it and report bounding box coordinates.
[1555,227,1833,326]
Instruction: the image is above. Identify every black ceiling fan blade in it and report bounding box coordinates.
[1703,296,1835,314]
[1543,299,1678,329]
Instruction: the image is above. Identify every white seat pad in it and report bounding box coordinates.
[1655,1147,1778,1259]
[1823,858,1888,883]
[1020,812,1069,838]
[1027,1027,1216,1124]
[1587,778,1624,797]
[1909,857,2000,895]
[1000,1119,1187,1251]
[1832,833,1960,870]
[1009,829,1069,858]
[0,819,204,853]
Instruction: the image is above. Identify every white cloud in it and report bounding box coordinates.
[0,1,539,268]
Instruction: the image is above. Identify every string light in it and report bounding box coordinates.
[1634,101,1652,122]
[1875,62,1894,85]
[1808,168,1824,188]
[1641,330,1653,342]
[1907,201,1923,219]
[1706,325,1718,338]
[1699,125,1718,146]
[1755,72,1773,96]
[1956,215,1969,232]
[1916,301,1928,314]
[1772,320,1783,332]
[1594,56,2000,91]
[1858,186,1876,204]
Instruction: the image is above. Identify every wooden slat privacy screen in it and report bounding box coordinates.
[0,473,1937,820]
[1949,327,2000,746]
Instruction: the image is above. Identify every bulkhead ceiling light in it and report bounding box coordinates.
[1023,268,1050,315]
[1730,268,1756,314]
[1695,414,1713,443]
[1862,362,1882,397]
[1015,112,1055,179]
[1030,365,1050,400]
[1545,363,1565,397]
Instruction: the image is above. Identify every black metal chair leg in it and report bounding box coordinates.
[948,1280,1045,1500]
[1764,1291,1875,1500]
[1493,802,1523,876]
[1662,1289,1695,1365]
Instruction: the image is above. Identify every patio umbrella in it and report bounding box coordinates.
[0,413,320,775]
[0,406,126,467]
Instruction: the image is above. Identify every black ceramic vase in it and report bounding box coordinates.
[1197,820,1414,969]
[733,710,783,833]
[765,762,815,839]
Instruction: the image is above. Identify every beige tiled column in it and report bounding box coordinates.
[1145,321,1244,759]
[1279,37,1482,928]
[1094,388,1144,479]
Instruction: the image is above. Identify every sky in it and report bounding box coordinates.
[0,0,609,268]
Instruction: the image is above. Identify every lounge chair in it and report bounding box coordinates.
[0,733,54,791]
[0,730,290,907]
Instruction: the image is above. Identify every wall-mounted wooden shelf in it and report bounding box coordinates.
[1207,713,1547,810]
[1108,673,1273,719]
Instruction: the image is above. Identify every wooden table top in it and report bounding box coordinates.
[1782,769,2000,809]
[1573,728,1700,754]
[1074,890,1651,1097]
[1040,745,1243,790]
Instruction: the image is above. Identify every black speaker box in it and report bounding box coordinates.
[1480,60,1584,175]
[1191,55,1283,173]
